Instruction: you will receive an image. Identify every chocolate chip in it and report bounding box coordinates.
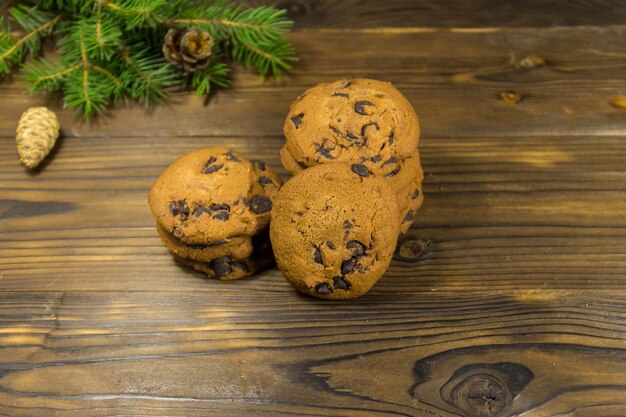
[326,241,336,250]
[333,92,349,98]
[412,189,420,199]
[330,127,343,137]
[354,101,374,115]
[315,283,333,294]
[225,150,240,162]
[313,247,323,264]
[168,201,180,216]
[388,131,395,145]
[340,80,352,89]
[316,145,334,159]
[212,240,227,246]
[333,276,350,290]
[187,242,208,250]
[193,206,211,217]
[346,131,358,140]
[259,176,273,185]
[351,163,370,177]
[169,200,190,221]
[203,156,216,167]
[213,211,229,221]
[385,166,401,178]
[404,210,414,222]
[211,203,230,212]
[341,258,356,274]
[203,163,223,174]
[209,256,232,278]
[347,240,366,257]
[371,155,382,163]
[250,160,266,171]
[343,220,353,230]
[250,196,272,214]
[383,156,398,166]
[231,260,250,272]
[361,122,379,136]
[290,113,304,128]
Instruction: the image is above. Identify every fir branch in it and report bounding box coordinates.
[0,8,60,75]
[23,58,80,91]
[92,63,122,87]
[231,36,295,77]
[191,61,230,96]
[119,46,180,106]
[74,15,122,60]
[9,0,296,118]
[96,0,167,29]
[170,4,292,44]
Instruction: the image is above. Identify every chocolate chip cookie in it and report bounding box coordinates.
[149,147,282,280]
[149,147,283,245]
[282,78,420,171]
[281,79,424,233]
[270,163,400,299]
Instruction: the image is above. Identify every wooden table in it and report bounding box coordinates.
[1,1,626,416]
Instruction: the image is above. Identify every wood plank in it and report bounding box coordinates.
[1,134,625,293]
[1,26,626,139]
[245,0,626,28]
[0,291,624,416]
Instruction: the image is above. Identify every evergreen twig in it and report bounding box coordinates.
[1,0,296,118]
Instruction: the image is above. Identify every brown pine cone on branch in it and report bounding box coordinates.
[163,28,214,72]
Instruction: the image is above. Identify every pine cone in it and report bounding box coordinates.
[163,28,214,72]
[16,107,60,169]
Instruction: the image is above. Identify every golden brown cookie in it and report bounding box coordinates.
[270,163,400,300]
[282,78,420,170]
[148,147,283,245]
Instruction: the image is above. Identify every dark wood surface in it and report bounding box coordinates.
[1,2,626,416]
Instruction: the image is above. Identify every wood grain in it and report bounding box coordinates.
[244,0,626,28]
[1,26,626,139]
[1,1,626,416]
[0,291,624,416]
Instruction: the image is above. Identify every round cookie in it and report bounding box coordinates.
[270,163,400,300]
[157,225,254,262]
[148,147,283,244]
[282,78,420,169]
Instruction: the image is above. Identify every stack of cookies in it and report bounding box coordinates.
[280,78,424,234]
[148,147,283,280]
[271,79,424,299]
[147,79,423,299]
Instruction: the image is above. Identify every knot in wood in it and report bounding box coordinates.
[396,238,429,260]
[451,373,512,417]
[499,91,522,105]
[516,53,545,69]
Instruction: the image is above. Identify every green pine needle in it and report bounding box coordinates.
[0,1,296,119]
[191,61,230,96]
